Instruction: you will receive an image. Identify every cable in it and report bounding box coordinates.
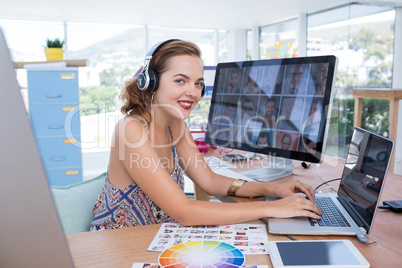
[378,205,391,210]
[292,163,317,175]
[314,178,341,192]
[284,234,297,241]
[301,162,311,169]
[292,161,340,192]
[315,164,338,192]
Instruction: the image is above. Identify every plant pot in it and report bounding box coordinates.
[44,48,65,61]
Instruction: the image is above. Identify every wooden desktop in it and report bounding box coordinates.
[66,153,402,267]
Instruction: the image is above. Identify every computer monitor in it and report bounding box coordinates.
[205,56,338,181]
[0,28,74,267]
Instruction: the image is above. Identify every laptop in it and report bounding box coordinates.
[0,28,74,267]
[268,127,394,241]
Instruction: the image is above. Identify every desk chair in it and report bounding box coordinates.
[50,172,106,234]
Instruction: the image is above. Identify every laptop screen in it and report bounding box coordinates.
[338,127,394,233]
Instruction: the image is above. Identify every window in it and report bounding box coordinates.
[67,22,145,152]
[259,19,298,60]
[0,19,64,62]
[0,19,64,100]
[307,4,395,157]
[148,26,216,65]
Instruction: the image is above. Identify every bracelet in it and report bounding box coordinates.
[227,179,247,196]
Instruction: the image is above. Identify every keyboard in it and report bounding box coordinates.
[309,196,351,227]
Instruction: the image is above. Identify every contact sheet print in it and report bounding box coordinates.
[148,223,269,254]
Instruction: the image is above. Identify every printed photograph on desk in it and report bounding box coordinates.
[147,223,269,254]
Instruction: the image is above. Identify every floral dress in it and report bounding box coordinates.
[90,128,184,230]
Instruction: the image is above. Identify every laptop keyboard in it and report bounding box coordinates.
[308,197,351,227]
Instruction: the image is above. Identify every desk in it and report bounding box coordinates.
[66,155,402,267]
[66,220,272,267]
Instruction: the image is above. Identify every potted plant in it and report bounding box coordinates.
[43,38,65,61]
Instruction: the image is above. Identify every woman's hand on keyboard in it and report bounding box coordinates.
[269,193,322,219]
[271,180,315,201]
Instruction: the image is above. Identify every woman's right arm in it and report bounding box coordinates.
[112,118,320,227]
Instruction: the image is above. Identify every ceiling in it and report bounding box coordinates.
[1,0,401,30]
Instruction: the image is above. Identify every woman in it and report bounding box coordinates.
[90,40,320,230]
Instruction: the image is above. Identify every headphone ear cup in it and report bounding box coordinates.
[146,68,159,93]
[137,71,147,91]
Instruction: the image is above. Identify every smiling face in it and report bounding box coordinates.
[153,55,204,120]
[281,135,292,150]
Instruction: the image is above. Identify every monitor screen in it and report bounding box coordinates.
[205,56,338,163]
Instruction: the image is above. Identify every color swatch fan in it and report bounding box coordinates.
[158,241,245,267]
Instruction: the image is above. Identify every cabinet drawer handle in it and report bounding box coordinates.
[66,170,79,175]
[48,125,63,129]
[46,94,63,98]
[50,157,66,161]
[61,74,75,79]
[62,106,75,111]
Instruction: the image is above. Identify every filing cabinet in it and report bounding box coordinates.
[27,68,82,186]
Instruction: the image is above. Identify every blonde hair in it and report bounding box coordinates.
[120,40,202,127]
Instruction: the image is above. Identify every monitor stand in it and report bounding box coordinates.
[239,155,294,182]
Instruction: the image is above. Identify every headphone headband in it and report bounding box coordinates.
[145,39,181,58]
[137,39,205,97]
